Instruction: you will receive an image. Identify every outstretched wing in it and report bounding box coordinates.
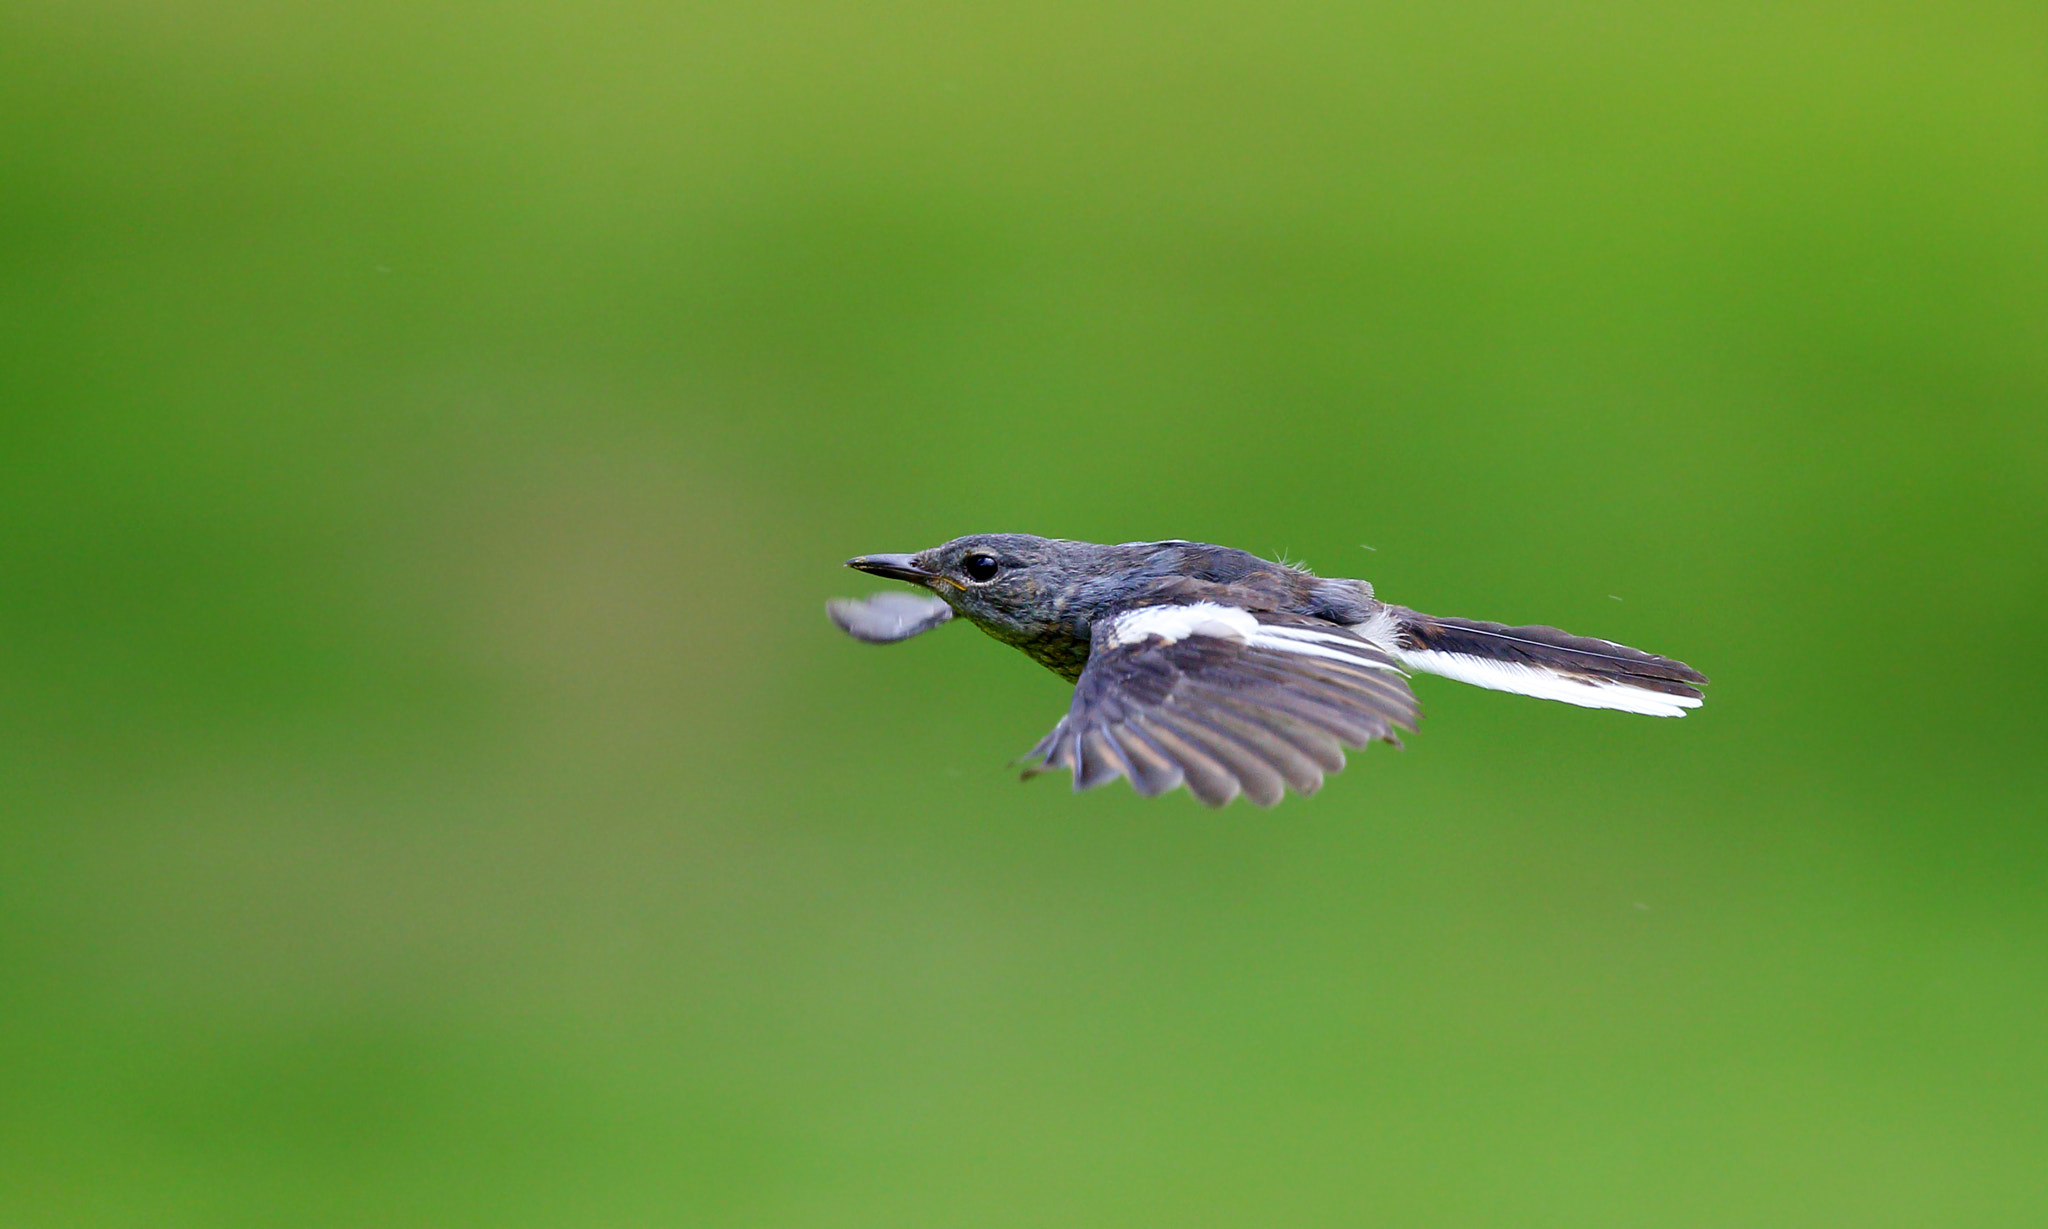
[1022,603,1419,807]
[828,592,954,643]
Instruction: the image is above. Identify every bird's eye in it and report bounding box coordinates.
[962,553,1002,583]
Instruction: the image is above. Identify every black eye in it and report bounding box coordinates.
[962,553,1001,583]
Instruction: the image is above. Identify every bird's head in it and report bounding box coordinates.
[846,533,1093,646]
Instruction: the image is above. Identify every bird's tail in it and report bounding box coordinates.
[1385,607,1708,718]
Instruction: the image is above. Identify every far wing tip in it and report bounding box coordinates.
[828,592,954,643]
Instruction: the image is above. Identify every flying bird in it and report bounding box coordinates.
[829,535,1706,807]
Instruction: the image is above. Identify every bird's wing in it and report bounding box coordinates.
[1022,604,1419,807]
[828,592,954,643]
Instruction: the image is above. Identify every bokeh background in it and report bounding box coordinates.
[5,1,2045,1225]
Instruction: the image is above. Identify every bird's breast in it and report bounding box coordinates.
[1014,630,1093,682]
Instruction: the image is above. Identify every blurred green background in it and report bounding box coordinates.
[4,1,2045,1225]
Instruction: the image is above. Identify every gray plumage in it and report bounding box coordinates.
[826,590,953,643]
[830,534,1707,807]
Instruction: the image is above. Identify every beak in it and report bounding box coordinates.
[845,553,936,585]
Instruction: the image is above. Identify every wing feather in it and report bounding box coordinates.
[1128,715,1243,806]
[827,592,954,643]
[1177,692,1334,793]
[1173,708,1311,801]
[1074,726,1125,790]
[1110,726,1186,797]
[1019,607,1420,806]
[1151,710,1287,807]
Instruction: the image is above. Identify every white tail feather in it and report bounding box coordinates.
[1393,649,1701,718]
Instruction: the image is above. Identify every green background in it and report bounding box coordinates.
[5,1,2044,1225]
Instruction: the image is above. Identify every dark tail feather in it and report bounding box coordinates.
[1388,607,1707,716]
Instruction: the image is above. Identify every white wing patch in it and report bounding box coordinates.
[1105,603,1260,648]
[1250,624,1403,669]
[1393,649,1702,718]
[1107,604,1402,671]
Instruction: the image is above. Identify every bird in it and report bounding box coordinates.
[829,534,1707,807]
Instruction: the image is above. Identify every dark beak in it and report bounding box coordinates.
[846,553,935,585]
